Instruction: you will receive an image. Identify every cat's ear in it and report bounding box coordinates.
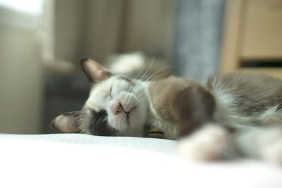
[51,112,81,133]
[80,58,112,83]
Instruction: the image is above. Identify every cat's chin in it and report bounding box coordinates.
[108,113,130,132]
[108,108,144,134]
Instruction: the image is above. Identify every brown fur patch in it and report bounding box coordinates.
[149,76,216,138]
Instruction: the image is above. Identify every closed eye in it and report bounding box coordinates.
[109,85,113,98]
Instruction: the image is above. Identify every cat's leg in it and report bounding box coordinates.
[177,123,231,161]
[173,86,232,161]
[234,126,282,165]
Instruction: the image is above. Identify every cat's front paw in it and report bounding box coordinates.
[177,124,230,161]
[260,128,282,166]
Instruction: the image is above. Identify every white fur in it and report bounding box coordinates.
[234,127,282,165]
[212,80,236,109]
[177,124,230,161]
[211,82,239,130]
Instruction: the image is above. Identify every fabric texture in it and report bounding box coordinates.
[0,133,282,188]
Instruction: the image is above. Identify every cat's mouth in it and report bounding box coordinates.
[125,106,137,124]
[109,105,137,131]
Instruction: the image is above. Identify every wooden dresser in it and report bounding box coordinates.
[220,0,282,78]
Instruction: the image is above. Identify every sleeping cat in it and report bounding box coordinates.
[52,58,282,165]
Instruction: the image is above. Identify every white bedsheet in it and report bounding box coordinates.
[0,133,281,188]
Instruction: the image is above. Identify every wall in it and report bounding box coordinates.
[120,0,174,58]
[54,0,87,64]
[54,0,175,64]
[0,12,43,133]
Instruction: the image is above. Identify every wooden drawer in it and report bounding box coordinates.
[238,68,282,79]
[241,0,282,59]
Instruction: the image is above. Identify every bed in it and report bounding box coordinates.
[0,133,282,188]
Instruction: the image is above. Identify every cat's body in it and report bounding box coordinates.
[146,74,282,163]
[146,74,282,139]
[211,73,282,127]
[52,58,282,165]
[146,76,216,140]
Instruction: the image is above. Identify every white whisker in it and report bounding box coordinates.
[139,57,155,81]
[144,65,170,82]
[129,57,155,96]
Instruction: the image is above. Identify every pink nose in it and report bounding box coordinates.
[111,102,124,114]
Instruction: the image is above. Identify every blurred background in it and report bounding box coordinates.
[0,0,281,134]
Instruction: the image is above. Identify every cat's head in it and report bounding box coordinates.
[51,58,149,137]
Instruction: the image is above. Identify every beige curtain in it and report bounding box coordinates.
[84,0,126,62]
[40,0,55,63]
[54,0,174,65]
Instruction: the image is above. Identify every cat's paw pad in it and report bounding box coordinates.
[177,124,230,161]
[260,128,282,165]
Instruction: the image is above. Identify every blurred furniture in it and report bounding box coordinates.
[43,74,91,133]
[220,0,282,78]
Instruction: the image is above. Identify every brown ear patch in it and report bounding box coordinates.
[51,112,81,133]
[80,58,112,83]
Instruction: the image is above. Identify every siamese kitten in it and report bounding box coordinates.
[52,58,282,165]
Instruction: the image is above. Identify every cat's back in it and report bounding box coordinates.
[213,73,282,91]
[210,73,282,115]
